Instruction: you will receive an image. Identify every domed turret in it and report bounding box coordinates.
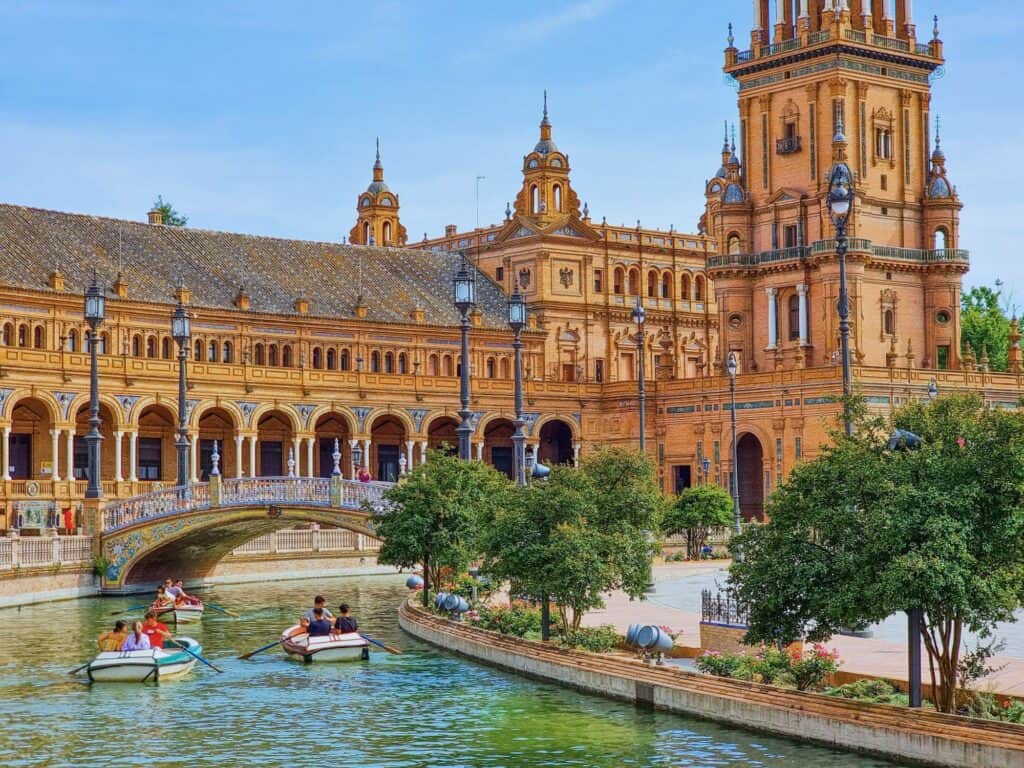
[350,139,407,246]
[512,93,580,222]
[926,119,953,199]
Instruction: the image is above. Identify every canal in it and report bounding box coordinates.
[0,575,908,768]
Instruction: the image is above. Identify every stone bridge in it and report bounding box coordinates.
[97,475,393,592]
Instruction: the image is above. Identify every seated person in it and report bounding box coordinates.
[307,608,333,638]
[141,610,172,650]
[154,586,174,609]
[173,579,200,605]
[97,620,128,651]
[287,617,311,638]
[333,603,358,635]
[302,595,334,623]
[163,578,182,599]
[120,622,152,652]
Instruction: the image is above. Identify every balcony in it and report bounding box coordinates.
[776,136,802,155]
[709,241,969,271]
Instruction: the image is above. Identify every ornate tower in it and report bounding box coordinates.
[350,139,407,246]
[512,93,581,224]
[706,2,966,374]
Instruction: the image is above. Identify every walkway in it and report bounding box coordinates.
[580,561,1024,698]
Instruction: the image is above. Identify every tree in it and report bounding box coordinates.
[662,485,733,559]
[729,394,1024,713]
[481,448,663,634]
[374,450,511,606]
[152,195,188,227]
[961,282,1013,371]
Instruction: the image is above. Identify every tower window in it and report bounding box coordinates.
[933,228,948,250]
[530,185,539,214]
[593,269,603,293]
[382,221,392,244]
[553,184,562,212]
[875,128,893,160]
[788,294,800,341]
[495,266,504,282]
[783,225,798,249]
[883,309,895,336]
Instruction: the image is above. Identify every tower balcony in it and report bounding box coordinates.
[708,240,968,273]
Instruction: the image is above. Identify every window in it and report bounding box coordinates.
[398,353,408,374]
[495,266,504,282]
[325,348,336,369]
[880,174,888,191]
[694,275,705,302]
[17,324,27,347]
[340,349,350,370]
[628,268,640,296]
[73,436,88,480]
[67,329,78,352]
[282,345,293,367]
[486,358,495,378]
[530,185,539,214]
[371,351,380,372]
[613,267,624,294]
[499,358,509,379]
[443,355,453,377]
[647,270,657,298]
[208,341,217,362]
[1,323,11,345]
[594,359,604,383]
[933,228,948,250]
[384,352,394,373]
[254,343,265,366]
[428,354,438,376]
[936,345,950,370]
[883,309,895,336]
[162,338,172,359]
[193,340,202,361]
[32,326,43,349]
[783,225,798,249]
[222,342,232,363]
[788,294,800,341]
[268,345,278,366]
[593,269,603,293]
[681,274,691,300]
[362,222,370,243]
[138,437,162,480]
[382,221,392,244]
[875,128,893,161]
[553,184,562,212]
[661,272,671,299]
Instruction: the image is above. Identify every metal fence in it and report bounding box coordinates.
[701,588,749,627]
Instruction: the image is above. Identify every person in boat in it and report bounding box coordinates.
[164,578,181,599]
[307,607,333,638]
[303,595,334,623]
[141,610,172,651]
[173,579,200,606]
[154,585,174,609]
[97,620,129,651]
[287,616,311,638]
[333,603,358,635]
[120,621,151,651]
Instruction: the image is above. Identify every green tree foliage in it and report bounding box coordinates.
[961,282,1013,371]
[662,485,734,558]
[152,195,188,227]
[481,448,664,634]
[729,394,1024,712]
[374,450,511,606]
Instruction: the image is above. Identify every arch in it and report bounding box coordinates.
[428,353,439,376]
[553,184,562,212]
[193,339,203,361]
[483,417,515,479]
[499,358,510,379]
[933,227,948,250]
[537,418,574,466]
[361,407,415,438]
[660,271,672,299]
[187,399,243,432]
[161,337,172,359]
[727,233,742,254]
[369,413,409,482]
[383,221,392,245]
[694,274,706,302]
[531,413,581,443]
[136,403,177,482]
[16,323,28,348]
[340,349,351,371]
[196,406,238,480]
[3,388,61,423]
[268,344,279,367]
[72,402,119,481]
[397,352,408,374]
[736,432,765,522]
[253,343,265,366]
[646,269,658,298]
[256,408,296,477]
[1,322,12,346]
[305,404,358,436]
[67,329,79,353]
[485,357,496,379]
[326,348,337,370]
[627,268,640,296]
[132,335,142,357]
[7,394,59,481]
[680,272,692,300]
[65,392,126,431]
[143,335,155,358]
[370,350,381,373]
[208,340,217,363]
[282,345,294,368]
[613,266,625,295]
[530,185,539,214]
[312,347,323,369]
[426,415,459,455]
[248,403,302,435]
[314,411,352,477]
[129,396,178,427]
[32,325,44,349]
[222,341,233,363]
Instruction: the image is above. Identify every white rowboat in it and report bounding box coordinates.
[281,626,369,663]
[153,602,204,624]
[86,637,202,683]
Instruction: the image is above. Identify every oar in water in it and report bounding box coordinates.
[67,660,91,676]
[359,633,402,655]
[204,602,239,618]
[238,638,284,660]
[108,603,148,616]
[167,637,224,673]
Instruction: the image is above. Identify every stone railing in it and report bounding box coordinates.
[228,527,382,557]
[0,535,94,570]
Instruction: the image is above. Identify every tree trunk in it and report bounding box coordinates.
[921,612,963,713]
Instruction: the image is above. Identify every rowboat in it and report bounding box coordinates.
[152,601,204,624]
[280,626,370,663]
[86,638,202,683]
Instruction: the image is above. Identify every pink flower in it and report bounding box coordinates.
[957,436,966,448]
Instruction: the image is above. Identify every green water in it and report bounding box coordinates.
[0,575,908,768]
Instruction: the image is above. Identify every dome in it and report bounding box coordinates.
[534,138,559,156]
[714,165,728,179]
[367,181,390,195]
[723,183,744,203]
[931,146,946,163]
[927,177,951,198]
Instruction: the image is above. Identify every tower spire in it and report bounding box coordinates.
[541,90,550,127]
[372,137,383,182]
[722,120,730,153]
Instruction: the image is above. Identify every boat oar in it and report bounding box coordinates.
[67,660,91,676]
[359,633,402,655]
[204,602,239,618]
[167,637,224,673]
[108,603,148,616]
[238,638,284,660]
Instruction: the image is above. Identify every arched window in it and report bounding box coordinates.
[312,347,323,369]
[788,294,801,341]
[486,357,495,378]
[1,323,11,345]
[222,341,233,363]
[661,272,672,299]
[362,222,370,244]
[67,329,78,352]
[647,270,658,298]
[99,332,109,354]
[442,355,453,377]
[553,184,562,212]
[208,341,217,362]
[32,326,44,349]
[933,228,948,250]
[17,324,27,347]
[694,275,706,302]
[282,345,293,367]
[456,355,463,377]
[628,268,640,296]
[147,336,157,358]
[161,337,172,359]
[254,343,265,366]
[340,349,350,370]
[727,234,741,254]
[680,273,692,300]
[613,267,625,295]
[530,185,539,214]
[324,348,335,369]
[132,335,141,357]
[382,221,392,244]
[384,351,394,373]
[428,354,439,376]
[398,352,408,374]
[193,339,203,361]
[268,344,278,366]
[500,358,510,379]
[370,351,381,372]
[884,308,895,336]
[84,330,93,353]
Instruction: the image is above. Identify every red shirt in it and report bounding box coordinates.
[142,620,169,651]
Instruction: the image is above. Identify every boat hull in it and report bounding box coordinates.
[87,638,201,682]
[280,628,369,663]
[153,603,204,624]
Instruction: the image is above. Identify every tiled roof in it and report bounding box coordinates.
[0,203,509,328]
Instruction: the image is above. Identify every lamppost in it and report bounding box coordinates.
[453,254,476,461]
[171,301,191,489]
[727,352,742,537]
[827,141,855,437]
[84,274,105,499]
[927,378,938,401]
[508,291,527,486]
[631,297,646,453]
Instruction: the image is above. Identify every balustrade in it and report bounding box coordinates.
[0,535,93,570]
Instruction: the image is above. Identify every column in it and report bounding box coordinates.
[799,0,808,17]
[65,430,74,482]
[474,442,483,461]
[766,288,778,349]
[248,435,257,478]
[572,443,581,467]
[128,432,138,482]
[305,437,315,479]
[348,439,360,477]
[113,431,123,482]
[50,429,61,483]
[234,434,244,478]
[405,440,414,471]
[419,440,428,467]
[1,426,10,481]
[190,433,199,482]
[292,437,302,476]
[797,283,809,345]
[362,438,371,475]
[753,0,762,31]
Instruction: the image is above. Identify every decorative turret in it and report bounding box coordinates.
[512,93,581,223]
[922,116,962,251]
[349,138,407,246]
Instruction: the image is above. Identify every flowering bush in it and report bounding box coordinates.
[751,645,793,685]
[467,603,541,638]
[559,624,621,653]
[787,644,841,691]
[694,651,752,680]
[695,644,840,691]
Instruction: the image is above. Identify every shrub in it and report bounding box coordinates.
[468,603,541,638]
[559,624,621,653]
[750,645,792,685]
[787,643,840,691]
[695,644,839,691]
[695,651,753,680]
[825,679,909,705]
[449,573,493,601]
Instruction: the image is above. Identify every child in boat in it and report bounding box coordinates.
[333,604,358,635]
[154,586,174,609]
[97,620,128,651]
[120,622,151,651]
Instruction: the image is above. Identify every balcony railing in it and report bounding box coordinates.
[711,241,969,270]
[871,33,910,52]
[228,528,382,557]
[0,535,94,570]
[810,238,873,254]
[708,246,809,269]
[871,246,970,264]
[776,135,802,155]
[843,28,867,43]
[759,37,801,57]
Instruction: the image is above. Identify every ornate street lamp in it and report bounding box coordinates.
[827,136,855,437]
[171,300,191,488]
[727,352,742,539]
[631,297,646,453]
[453,253,476,461]
[508,291,527,486]
[84,273,105,499]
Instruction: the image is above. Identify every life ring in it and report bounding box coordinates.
[25,480,40,497]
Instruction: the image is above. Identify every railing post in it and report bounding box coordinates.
[11,538,20,568]
[269,530,278,555]
[82,497,103,559]
[330,475,342,507]
[355,533,364,551]
[209,474,222,507]
[52,535,61,566]
[312,526,321,553]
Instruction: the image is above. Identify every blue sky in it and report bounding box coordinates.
[1,1,1021,300]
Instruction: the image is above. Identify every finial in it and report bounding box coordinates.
[601,215,607,226]
[933,14,939,40]
[727,22,734,47]
[730,123,737,153]
[374,136,382,169]
[722,120,729,151]
[505,201,512,220]
[636,219,641,230]
[541,90,550,126]
[934,114,941,150]
[834,112,846,144]
[331,438,341,476]
[582,201,589,218]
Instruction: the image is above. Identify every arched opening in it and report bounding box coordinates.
[67,329,78,352]
[8,397,56,483]
[314,412,351,478]
[428,354,439,376]
[646,270,658,298]
[370,351,381,373]
[383,221,392,245]
[661,272,672,299]
[398,353,408,374]
[254,343,265,366]
[268,344,279,367]
[727,233,742,254]
[370,415,406,482]
[73,403,117,485]
[483,418,515,479]
[485,357,496,378]
[257,410,294,477]
[207,340,217,363]
[736,433,765,522]
[694,275,706,302]
[427,416,459,456]
[362,222,370,244]
[131,335,141,357]
[537,419,573,466]
[99,332,109,354]
[553,184,562,212]
[193,339,203,361]
[530,185,539,214]
[340,349,350,370]
[384,351,394,373]
[788,294,801,341]
[442,355,454,377]
[17,324,27,347]
[2,322,12,346]
[32,326,44,349]
[197,407,238,480]
[162,338,172,359]
[312,347,323,369]
[137,404,177,483]
[282,345,294,368]
[326,348,337,370]
[222,341,233,363]
[680,273,692,300]
[883,308,895,336]
[933,228,948,250]
[499,358,510,379]
[628,268,640,296]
